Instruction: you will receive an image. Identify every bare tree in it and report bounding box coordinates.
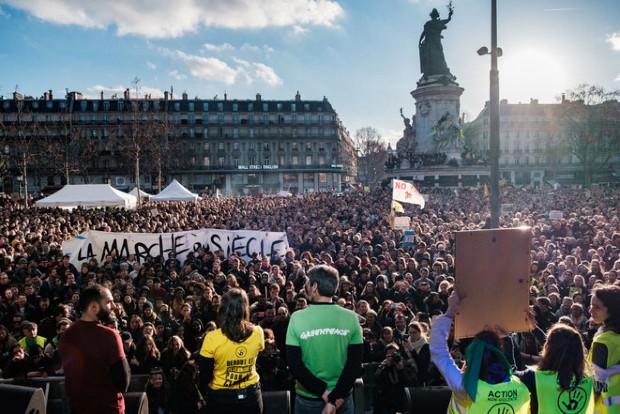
[46,114,99,184]
[4,97,44,206]
[0,116,9,190]
[140,108,180,193]
[111,78,167,205]
[355,126,388,188]
[552,84,620,186]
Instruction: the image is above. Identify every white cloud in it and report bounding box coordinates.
[292,25,309,36]
[176,50,238,84]
[174,50,282,86]
[203,42,234,52]
[252,62,283,86]
[1,0,344,39]
[147,61,157,70]
[615,74,620,82]
[607,32,620,51]
[169,70,187,80]
[240,44,261,53]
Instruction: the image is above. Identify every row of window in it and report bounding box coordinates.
[71,100,320,113]
[498,156,574,165]
[202,154,330,168]
[3,99,329,115]
[75,126,337,140]
[481,130,548,140]
[71,113,335,125]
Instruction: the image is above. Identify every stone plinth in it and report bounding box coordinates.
[411,78,464,155]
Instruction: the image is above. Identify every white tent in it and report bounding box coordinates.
[35,184,137,209]
[129,187,151,200]
[150,179,200,202]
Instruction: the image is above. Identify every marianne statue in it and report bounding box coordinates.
[419,3,454,78]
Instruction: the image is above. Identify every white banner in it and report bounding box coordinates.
[63,229,289,268]
[392,179,425,209]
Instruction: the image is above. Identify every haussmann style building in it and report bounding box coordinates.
[0,89,357,196]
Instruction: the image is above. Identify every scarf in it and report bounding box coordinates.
[409,336,427,354]
[463,339,512,402]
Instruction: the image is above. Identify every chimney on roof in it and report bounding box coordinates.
[256,93,262,101]
[170,86,174,100]
[500,99,508,106]
[530,98,538,105]
[164,91,169,101]
[182,92,188,100]
[101,91,104,100]
[124,88,130,100]
[561,93,566,103]
[295,91,301,101]
[49,90,53,100]
[224,92,227,101]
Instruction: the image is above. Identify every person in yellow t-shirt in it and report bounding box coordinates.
[198,288,264,414]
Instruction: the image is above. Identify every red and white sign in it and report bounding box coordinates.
[392,179,425,209]
[392,180,425,208]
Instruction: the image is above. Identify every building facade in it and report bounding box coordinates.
[387,98,619,188]
[0,90,357,196]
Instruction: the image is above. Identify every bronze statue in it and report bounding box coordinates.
[419,3,454,77]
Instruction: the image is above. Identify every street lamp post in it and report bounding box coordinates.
[478,0,501,228]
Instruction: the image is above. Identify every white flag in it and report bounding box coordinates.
[392,179,425,209]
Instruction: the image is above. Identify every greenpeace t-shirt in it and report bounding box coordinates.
[286,303,363,398]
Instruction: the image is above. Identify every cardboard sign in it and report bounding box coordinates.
[548,210,564,220]
[393,216,411,230]
[454,228,531,338]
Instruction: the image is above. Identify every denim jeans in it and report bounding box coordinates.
[294,394,354,414]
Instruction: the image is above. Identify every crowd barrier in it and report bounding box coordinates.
[0,374,423,414]
[0,377,294,414]
[0,383,46,414]
[360,362,380,411]
[403,385,452,414]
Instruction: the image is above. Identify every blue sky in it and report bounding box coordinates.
[1,0,618,145]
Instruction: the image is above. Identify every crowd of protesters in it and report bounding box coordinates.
[0,184,619,413]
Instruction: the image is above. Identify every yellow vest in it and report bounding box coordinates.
[19,335,46,353]
[535,370,594,414]
[590,331,620,414]
[449,376,530,414]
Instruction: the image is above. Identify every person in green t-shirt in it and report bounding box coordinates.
[286,265,363,414]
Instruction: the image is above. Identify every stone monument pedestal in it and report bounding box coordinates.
[411,76,464,159]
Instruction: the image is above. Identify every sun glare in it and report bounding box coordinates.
[499,49,568,104]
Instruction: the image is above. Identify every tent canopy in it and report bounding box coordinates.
[150,179,200,202]
[129,187,151,199]
[35,184,137,210]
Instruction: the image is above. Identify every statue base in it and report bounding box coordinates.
[411,78,464,157]
[417,73,459,88]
